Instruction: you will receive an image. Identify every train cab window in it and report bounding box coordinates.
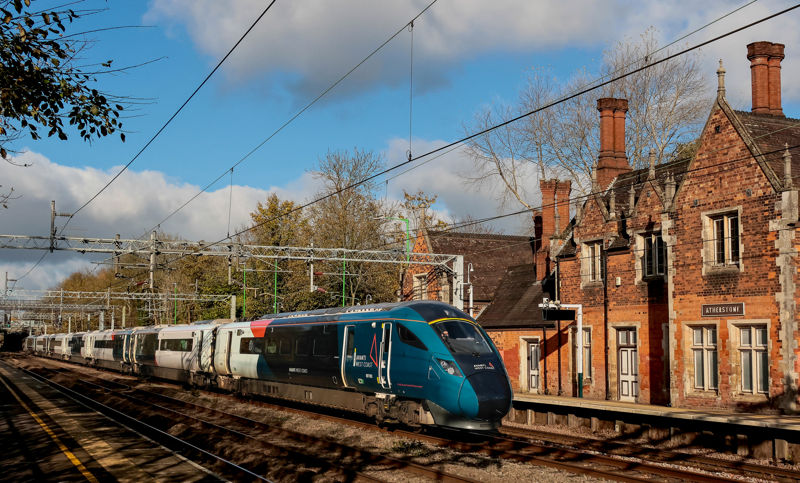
[432,320,494,356]
[295,337,309,356]
[239,337,263,354]
[279,338,292,355]
[396,323,427,351]
[266,338,277,354]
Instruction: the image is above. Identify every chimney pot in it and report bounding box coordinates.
[716,59,726,98]
[748,41,784,116]
[596,98,631,189]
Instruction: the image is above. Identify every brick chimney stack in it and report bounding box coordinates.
[540,179,572,238]
[747,41,785,117]
[596,98,631,189]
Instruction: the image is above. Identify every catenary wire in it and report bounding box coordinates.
[138,0,440,239]
[35,3,799,295]
[13,1,281,285]
[82,136,800,297]
[59,0,280,232]
[148,0,757,238]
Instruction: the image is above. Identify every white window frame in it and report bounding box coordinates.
[739,325,768,395]
[412,273,428,301]
[691,326,718,391]
[572,327,592,380]
[711,213,740,267]
[588,242,603,282]
[642,233,666,278]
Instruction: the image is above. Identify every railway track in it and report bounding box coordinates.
[499,425,800,482]
[16,356,782,483]
[20,363,482,483]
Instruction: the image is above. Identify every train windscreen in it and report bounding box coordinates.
[431,320,494,356]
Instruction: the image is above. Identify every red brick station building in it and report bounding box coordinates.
[406,41,800,414]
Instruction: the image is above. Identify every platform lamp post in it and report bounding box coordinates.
[539,301,584,398]
[466,263,474,317]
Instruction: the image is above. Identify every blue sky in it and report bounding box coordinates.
[5,0,800,289]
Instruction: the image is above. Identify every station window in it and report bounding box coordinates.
[642,233,666,277]
[413,274,428,300]
[691,326,718,391]
[740,326,768,394]
[583,241,604,282]
[710,213,740,266]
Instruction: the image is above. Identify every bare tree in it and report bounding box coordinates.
[460,28,711,217]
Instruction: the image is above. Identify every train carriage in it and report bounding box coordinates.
[25,301,512,431]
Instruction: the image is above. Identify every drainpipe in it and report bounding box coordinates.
[556,257,562,395]
[603,248,611,400]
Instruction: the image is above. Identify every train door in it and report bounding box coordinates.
[216,329,233,375]
[341,325,356,387]
[618,328,638,402]
[379,322,392,389]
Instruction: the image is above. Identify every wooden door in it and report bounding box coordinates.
[618,329,638,402]
[529,341,540,393]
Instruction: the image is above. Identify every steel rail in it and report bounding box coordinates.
[16,366,271,483]
[62,371,483,483]
[30,357,730,483]
[500,425,800,481]
[25,367,406,483]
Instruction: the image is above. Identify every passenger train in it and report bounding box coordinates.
[24,301,513,430]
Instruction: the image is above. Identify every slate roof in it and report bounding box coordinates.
[476,263,555,328]
[734,110,800,179]
[426,231,535,301]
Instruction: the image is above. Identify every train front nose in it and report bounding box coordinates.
[460,372,512,421]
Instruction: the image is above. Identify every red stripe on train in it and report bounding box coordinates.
[250,320,273,338]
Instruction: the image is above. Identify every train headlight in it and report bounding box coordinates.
[434,357,463,377]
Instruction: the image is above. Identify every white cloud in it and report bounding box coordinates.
[144,0,800,105]
[0,150,323,290]
[145,0,615,100]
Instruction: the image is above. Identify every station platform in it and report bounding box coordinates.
[0,359,222,483]
[509,392,800,460]
[513,392,800,432]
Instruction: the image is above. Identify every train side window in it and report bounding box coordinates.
[296,337,309,356]
[239,337,262,354]
[279,338,292,355]
[346,328,355,354]
[313,338,328,357]
[397,323,428,351]
[266,338,277,354]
